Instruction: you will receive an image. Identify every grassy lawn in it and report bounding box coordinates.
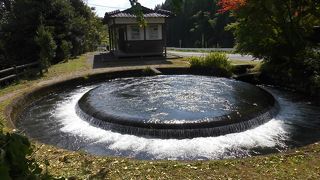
[180,56,260,66]
[167,48,236,54]
[229,59,260,65]
[34,142,320,179]
[0,53,319,179]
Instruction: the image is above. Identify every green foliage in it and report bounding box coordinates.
[1,0,41,66]
[142,67,156,75]
[1,0,105,68]
[0,129,42,179]
[260,49,320,96]
[35,25,57,72]
[160,0,234,48]
[230,0,320,61]
[311,74,320,95]
[203,53,232,71]
[188,56,203,68]
[131,3,147,27]
[0,41,7,69]
[170,0,183,13]
[228,0,320,96]
[0,0,10,25]
[60,40,72,61]
[188,53,232,77]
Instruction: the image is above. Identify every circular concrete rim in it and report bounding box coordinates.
[75,76,279,139]
[6,67,278,140]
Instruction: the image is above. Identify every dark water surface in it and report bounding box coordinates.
[79,75,272,123]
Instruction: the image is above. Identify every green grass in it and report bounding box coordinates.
[43,55,90,79]
[229,59,260,65]
[0,54,90,98]
[0,99,11,132]
[183,57,260,66]
[0,52,320,179]
[167,48,236,54]
[34,143,320,179]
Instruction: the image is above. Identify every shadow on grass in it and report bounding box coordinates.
[0,68,43,89]
[92,52,173,69]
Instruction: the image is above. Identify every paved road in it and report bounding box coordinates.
[167,51,260,61]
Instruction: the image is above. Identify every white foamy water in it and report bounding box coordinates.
[54,87,290,160]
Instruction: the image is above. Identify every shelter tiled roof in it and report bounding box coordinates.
[109,12,169,18]
[104,6,173,20]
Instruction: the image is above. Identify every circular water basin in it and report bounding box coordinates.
[16,75,320,160]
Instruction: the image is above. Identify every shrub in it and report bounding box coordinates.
[188,56,203,69]
[61,40,73,61]
[0,121,59,179]
[0,130,42,179]
[35,25,57,73]
[260,49,320,98]
[310,74,320,96]
[142,67,156,75]
[203,53,232,72]
[188,53,232,77]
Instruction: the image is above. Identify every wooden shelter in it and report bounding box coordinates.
[104,6,173,57]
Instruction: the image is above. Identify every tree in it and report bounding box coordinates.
[129,0,139,6]
[35,25,57,72]
[217,0,245,13]
[159,0,234,47]
[219,0,320,95]
[2,0,42,65]
[1,0,105,66]
[0,0,10,21]
[223,0,320,60]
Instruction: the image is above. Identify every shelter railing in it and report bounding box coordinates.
[0,62,40,86]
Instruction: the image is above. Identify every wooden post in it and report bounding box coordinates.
[110,25,113,51]
[108,26,111,51]
[164,22,167,57]
[144,25,146,40]
[13,65,18,81]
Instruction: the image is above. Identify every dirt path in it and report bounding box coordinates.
[0,91,20,103]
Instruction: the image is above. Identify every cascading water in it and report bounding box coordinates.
[76,75,278,139]
[16,75,320,160]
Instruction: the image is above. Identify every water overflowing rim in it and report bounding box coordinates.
[77,86,278,129]
[75,76,280,138]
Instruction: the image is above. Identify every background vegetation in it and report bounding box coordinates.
[226,0,320,97]
[0,0,106,70]
[158,0,235,48]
